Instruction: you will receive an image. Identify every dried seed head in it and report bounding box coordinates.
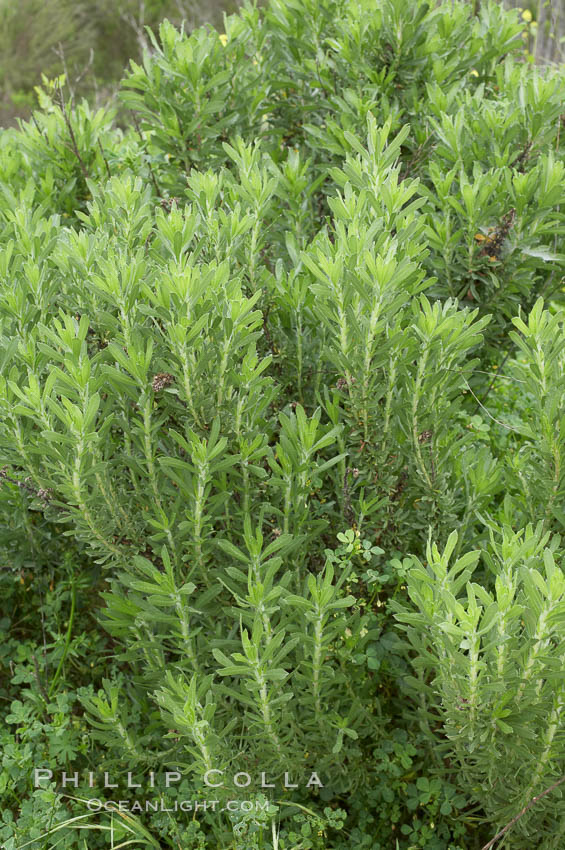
[151,373,174,392]
[37,488,53,502]
[478,208,516,260]
[336,376,356,390]
[418,430,433,444]
[159,197,180,212]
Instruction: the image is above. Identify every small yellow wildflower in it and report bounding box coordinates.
[219,33,228,46]
[521,9,532,22]
[470,69,479,77]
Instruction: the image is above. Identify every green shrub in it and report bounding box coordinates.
[395,524,565,848]
[1,0,565,848]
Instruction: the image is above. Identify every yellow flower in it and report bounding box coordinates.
[470,69,479,77]
[521,9,532,22]
[219,33,228,46]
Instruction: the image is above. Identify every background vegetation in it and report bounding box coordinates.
[0,0,244,127]
[503,0,565,63]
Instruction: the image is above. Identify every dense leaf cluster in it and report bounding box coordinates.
[1,0,565,847]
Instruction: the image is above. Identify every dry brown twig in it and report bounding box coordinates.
[56,79,90,179]
[480,775,565,850]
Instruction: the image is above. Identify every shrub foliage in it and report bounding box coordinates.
[1,0,565,847]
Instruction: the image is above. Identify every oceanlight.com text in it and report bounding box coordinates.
[86,798,272,814]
